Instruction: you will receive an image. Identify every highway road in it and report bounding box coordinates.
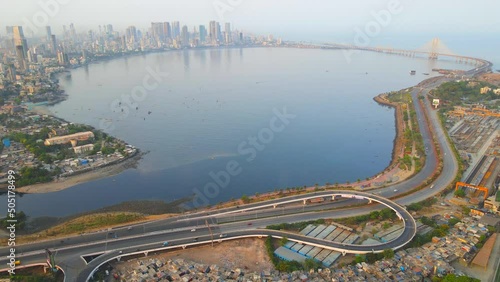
[0,56,492,281]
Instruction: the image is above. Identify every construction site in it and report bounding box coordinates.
[446,105,500,211]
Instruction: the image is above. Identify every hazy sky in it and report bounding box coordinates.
[1,0,499,41]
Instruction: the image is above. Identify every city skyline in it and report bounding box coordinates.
[2,0,499,38]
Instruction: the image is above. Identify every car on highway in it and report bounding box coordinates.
[193,238,198,242]
[394,189,398,192]
[190,229,196,232]
[430,185,434,189]
[163,241,169,246]
[219,234,227,238]
[247,222,252,226]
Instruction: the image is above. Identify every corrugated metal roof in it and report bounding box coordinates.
[471,233,497,268]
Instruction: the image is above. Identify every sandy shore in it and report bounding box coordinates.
[16,152,142,194]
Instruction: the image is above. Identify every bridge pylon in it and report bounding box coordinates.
[428,38,439,60]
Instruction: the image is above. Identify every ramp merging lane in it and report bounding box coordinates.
[76,190,416,281]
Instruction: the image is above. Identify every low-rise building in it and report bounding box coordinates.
[484,195,500,215]
[73,144,94,154]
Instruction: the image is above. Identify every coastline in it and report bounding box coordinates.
[373,94,406,168]
[13,46,488,196]
[15,150,143,194]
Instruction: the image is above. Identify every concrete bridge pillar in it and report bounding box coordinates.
[397,213,403,221]
[273,204,277,209]
[144,251,148,257]
[182,245,187,249]
[303,199,307,205]
[342,251,346,256]
[117,257,121,262]
[331,195,336,200]
[368,199,372,204]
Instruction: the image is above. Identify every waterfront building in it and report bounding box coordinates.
[172,21,180,40]
[44,131,95,146]
[126,26,137,44]
[199,25,207,43]
[181,25,189,47]
[224,23,231,44]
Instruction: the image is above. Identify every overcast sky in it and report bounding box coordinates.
[1,0,499,41]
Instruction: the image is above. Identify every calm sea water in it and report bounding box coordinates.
[3,47,472,217]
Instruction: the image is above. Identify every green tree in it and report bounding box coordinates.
[241,194,250,204]
[462,206,471,216]
[280,236,288,246]
[441,274,480,282]
[454,189,466,198]
[303,258,322,271]
[383,249,394,259]
[354,255,365,264]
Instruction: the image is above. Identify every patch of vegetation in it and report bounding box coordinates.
[0,211,27,231]
[43,212,144,236]
[454,189,466,198]
[406,197,438,211]
[407,217,451,248]
[16,166,53,187]
[430,80,498,111]
[267,219,326,231]
[447,218,460,227]
[335,208,397,226]
[432,273,480,282]
[353,248,394,265]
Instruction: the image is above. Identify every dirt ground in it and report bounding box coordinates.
[477,73,500,86]
[112,238,274,274]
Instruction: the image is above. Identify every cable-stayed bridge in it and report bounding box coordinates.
[320,38,490,67]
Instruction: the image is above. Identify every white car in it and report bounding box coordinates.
[191,229,196,232]
[394,189,398,192]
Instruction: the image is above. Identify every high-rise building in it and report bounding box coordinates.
[181,25,189,47]
[199,25,207,43]
[57,50,68,65]
[6,64,16,81]
[46,26,52,42]
[51,35,57,55]
[12,26,28,70]
[209,21,220,44]
[151,22,166,43]
[216,22,222,42]
[5,26,14,35]
[106,24,113,35]
[224,23,231,44]
[69,23,77,40]
[126,26,137,43]
[163,22,172,40]
[27,49,37,63]
[172,21,180,39]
